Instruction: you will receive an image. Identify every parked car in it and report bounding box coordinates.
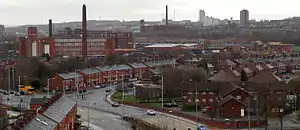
[94,85,101,89]
[100,84,106,88]
[163,103,172,108]
[15,92,21,96]
[3,91,9,95]
[146,109,156,116]
[79,90,87,94]
[111,102,120,107]
[10,91,15,95]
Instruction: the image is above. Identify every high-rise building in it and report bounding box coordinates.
[0,25,4,41]
[240,9,249,25]
[199,10,205,23]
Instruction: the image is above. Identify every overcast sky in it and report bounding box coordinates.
[1,0,300,26]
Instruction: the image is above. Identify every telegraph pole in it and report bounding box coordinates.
[121,74,124,130]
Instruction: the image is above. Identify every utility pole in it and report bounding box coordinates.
[161,75,164,129]
[248,97,251,130]
[18,76,21,114]
[87,102,90,129]
[195,81,198,127]
[8,67,10,105]
[75,69,79,104]
[121,74,124,130]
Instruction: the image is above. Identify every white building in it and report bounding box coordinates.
[203,16,221,26]
[199,10,205,23]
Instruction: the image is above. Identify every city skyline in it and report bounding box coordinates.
[1,0,300,26]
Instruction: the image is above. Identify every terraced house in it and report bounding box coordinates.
[49,60,175,91]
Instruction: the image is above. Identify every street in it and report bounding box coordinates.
[70,86,216,130]
[79,108,132,130]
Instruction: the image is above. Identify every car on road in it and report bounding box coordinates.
[111,102,120,107]
[198,124,207,130]
[146,109,156,116]
[105,89,112,93]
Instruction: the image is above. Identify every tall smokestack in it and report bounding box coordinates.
[82,4,87,58]
[165,5,168,25]
[48,19,53,38]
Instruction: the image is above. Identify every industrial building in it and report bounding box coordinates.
[18,5,135,58]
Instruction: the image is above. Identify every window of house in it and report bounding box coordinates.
[188,92,193,95]
[208,92,214,95]
[201,92,206,95]
[188,99,191,103]
[182,96,187,99]
[236,95,242,99]
[201,99,206,102]
[209,98,214,102]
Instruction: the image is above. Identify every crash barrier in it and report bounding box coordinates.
[111,99,266,129]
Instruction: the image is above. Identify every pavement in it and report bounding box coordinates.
[79,107,132,130]
[1,93,49,109]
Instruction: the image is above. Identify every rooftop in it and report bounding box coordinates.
[42,96,76,123]
[57,72,82,79]
[80,68,100,75]
[23,114,57,130]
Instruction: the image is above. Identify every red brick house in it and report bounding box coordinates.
[23,96,77,130]
[51,72,84,91]
[96,64,132,84]
[79,68,102,87]
[128,63,147,79]
[218,96,246,118]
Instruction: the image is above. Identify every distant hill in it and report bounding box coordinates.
[5,20,148,36]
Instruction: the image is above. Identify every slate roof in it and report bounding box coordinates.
[144,60,175,67]
[208,70,239,82]
[30,98,48,105]
[128,63,147,69]
[96,64,132,72]
[218,96,246,107]
[43,96,76,123]
[57,72,82,80]
[248,70,282,84]
[23,114,57,130]
[80,68,100,75]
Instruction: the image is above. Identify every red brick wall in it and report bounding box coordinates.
[219,100,246,118]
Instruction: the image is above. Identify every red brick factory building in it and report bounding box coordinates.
[18,4,135,58]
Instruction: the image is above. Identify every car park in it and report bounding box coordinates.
[146,109,156,116]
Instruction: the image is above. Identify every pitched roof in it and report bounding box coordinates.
[30,98,48,105]
[128,63,147,69]
[80,68,100,75]
[57,72,82,80]
[243,67,253,74]
[218,83,240,98]
[208,70,239,82]
[225,69,240,77]
[248,71,282,83]
[23,114,57,130]
[96,64,132,72]
[43,96,76,123]
[218,96,246,107]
